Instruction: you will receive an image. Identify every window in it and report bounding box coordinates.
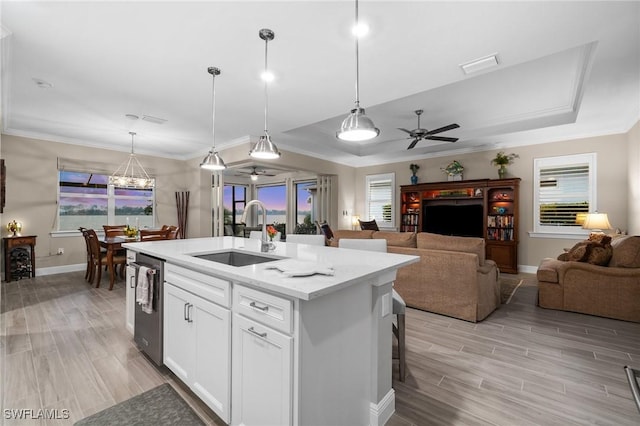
[533,153,596,236]
[58,171,154,232]
[223,184,247,227]
[294,180,316,234]
[256,184,286,226]
[365,173,395,229]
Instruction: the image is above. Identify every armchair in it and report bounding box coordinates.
[537,235,640,322]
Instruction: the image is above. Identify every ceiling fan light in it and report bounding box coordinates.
[250,173,259,181]
[200,150,227,170]
[337,107,380,141]
[250,134,281,159]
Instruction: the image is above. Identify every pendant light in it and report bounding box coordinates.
[249,28,281,159]
[200,66,226,170]
[109,132,154,189]
[336,0,379,142]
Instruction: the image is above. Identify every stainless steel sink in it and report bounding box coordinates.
[191,250,280,267]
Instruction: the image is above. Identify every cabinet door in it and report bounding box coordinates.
[163,283,194,382]
[192,298,231,424]
[232,314,292,426]
[125,265,136,335]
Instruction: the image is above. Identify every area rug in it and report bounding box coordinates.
[500,276,523,304]
[74,383,205,426]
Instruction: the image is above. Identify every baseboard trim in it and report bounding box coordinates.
[518,264,538,274]
[36,263,85,276]
[369,388,395,426]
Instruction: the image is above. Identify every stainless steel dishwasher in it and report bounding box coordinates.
[131,252,164,366]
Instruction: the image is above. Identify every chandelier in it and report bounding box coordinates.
[109,132,154,189]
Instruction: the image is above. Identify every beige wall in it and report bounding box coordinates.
[1,134,188,270]
[354,130,632,270]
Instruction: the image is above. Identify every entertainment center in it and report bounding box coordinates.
[400,178,520,273]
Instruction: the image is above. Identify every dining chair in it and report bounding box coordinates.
[78,227,93,282]
[338,238,407,382]
[166,225,179,239]
[285,234,325,246]
[87,228,126,290]
[103,225,126,236]
[139,228,171,241]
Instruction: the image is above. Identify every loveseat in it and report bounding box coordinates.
[329,230,500,322]
[537,235,640,322]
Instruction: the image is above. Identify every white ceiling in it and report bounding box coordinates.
[1,1,639,169]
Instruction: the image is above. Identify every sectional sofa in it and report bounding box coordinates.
[328,230,500,322]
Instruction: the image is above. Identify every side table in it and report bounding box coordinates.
[3,235,37,282]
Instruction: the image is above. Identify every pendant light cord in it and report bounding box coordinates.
[264,35,269,133]
[354,0,360,108]
[130,132,135,154]
[211,70,217,150]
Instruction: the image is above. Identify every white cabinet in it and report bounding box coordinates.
[164,265,231,424]
[232,313,292,426]
[125,250,136,335]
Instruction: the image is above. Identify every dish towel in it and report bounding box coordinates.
[135,266,154,314]
[265,260,334,277]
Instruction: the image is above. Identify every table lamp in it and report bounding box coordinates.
[582,212,612,236]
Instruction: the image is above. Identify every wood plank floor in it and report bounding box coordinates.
[1,271,639,425]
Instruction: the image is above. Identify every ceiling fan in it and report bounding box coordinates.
[398,110,460,150]
[233,166,276,180]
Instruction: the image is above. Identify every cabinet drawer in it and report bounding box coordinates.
[7,237,34,247]
[234,284,293,334]
[165,263,230,308]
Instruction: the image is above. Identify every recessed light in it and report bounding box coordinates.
[32,78,53,89]
[460,54,499,75]
[261,71,274,82]
[352,22,369,38]
[125,114,139,120]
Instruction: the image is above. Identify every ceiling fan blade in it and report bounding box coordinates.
[425,123,459,135]
[407,138,420,150]
[397,128,414,135]
[425,136,458,142]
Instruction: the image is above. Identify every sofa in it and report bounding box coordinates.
[328,230,500,322]
[537,235,640,322]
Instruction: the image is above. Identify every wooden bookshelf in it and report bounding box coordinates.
[400,178,520,273]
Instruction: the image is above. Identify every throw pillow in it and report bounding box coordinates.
[608,235,640,267]
[564,236,613,266]
[359,219,379,231]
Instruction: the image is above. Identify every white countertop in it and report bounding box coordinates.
[123,237,418,300]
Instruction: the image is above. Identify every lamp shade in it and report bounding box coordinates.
[336,107,380,142]
[250,134,281,159]
[200,150,226,170]
[582,213,612,231]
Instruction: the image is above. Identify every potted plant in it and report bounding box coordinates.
[490,152,519,178]
[409,164,420,184]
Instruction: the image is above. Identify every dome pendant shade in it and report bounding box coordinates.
[200,150,227,170]
[336,0,379,143]
[336,107,380,141]
[250,28,281,160]
[200,66,226,170]
[250,133,281,159]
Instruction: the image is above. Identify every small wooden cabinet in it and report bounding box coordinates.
[3,235,37,282]
[400,178,520,273]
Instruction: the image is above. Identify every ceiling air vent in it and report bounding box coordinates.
[460,54,499,75]
[142,115,167,125]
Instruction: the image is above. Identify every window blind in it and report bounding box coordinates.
[367,177,392,225]
[538,164,589,226]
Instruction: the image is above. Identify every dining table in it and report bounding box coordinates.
[100,235,137,289]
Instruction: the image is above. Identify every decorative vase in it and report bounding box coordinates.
[410,174,418,185]
[498,165,506,179]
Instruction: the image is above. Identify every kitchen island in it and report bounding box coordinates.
[124,236,418,426]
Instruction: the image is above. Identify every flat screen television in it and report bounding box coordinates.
[422,204,484,238]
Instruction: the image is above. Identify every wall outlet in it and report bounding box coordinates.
[57,247,64,255]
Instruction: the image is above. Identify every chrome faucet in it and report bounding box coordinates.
[240,199,273,252]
